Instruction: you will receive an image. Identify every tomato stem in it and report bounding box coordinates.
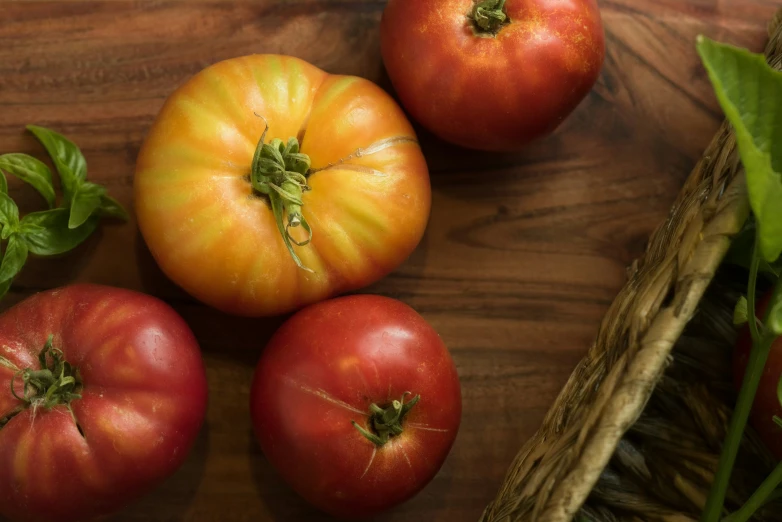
[352,392,420,446]
[10,334,82,411]
[469,0,510,36]
[250,115,314,273]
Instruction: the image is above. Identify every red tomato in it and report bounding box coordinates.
[250,295,462,518]
[0,285,208,522]
[380,0,605,151]
[734,291,782,459]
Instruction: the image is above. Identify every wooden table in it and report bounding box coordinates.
[0,1,778,520]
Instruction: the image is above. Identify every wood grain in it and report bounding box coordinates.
[0,1,776,521]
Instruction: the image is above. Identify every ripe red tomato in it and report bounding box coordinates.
[0,285,208,522]
[250,295,462,518]
[380,0,605,151]
[135,55,430,317]
[734,291,782,459]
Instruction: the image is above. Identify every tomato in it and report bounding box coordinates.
[250,295,462,518]
[0,285,208,522]
[135,54,431,317]
[734,290,782,459]
[380,0,605,151]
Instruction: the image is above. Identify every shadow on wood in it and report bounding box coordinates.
[113,422,211,521]
[16,228,104,295]
[134,228,194,304]
[249,429,337,522]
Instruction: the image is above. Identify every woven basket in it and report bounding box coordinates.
[480,9,782,522]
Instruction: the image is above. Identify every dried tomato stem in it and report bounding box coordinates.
[352,392,420,446]
[469,0,510,36]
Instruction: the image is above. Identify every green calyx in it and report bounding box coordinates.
[469,0,509,36]
[251,118,314,273]
[10,335,81,410]
[352,392,420,447]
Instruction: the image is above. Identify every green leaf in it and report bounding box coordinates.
[20,208,98,256]
[0,235,28,284]
[68,182,105,229]
[17,221,44,236]
[26,125,86,201]
[761,259,781,279]
[0,153,56,208]
[775,416,782,429]
[98,194,129,221]
[726,221,781,299]
[0,192,20,230]
[0,278,13,301]
[0,170,7,195]
[727,220,781,279]
[734,296,750,326]
[0,235,29,301]
[697,36,782,263]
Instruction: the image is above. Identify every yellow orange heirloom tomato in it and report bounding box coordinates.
[134,55,430,317]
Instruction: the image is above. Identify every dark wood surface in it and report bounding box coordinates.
[0,1,778,521]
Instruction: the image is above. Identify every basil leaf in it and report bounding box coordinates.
[734,296,749,326]
[0,278,13,301]
[20,208,97,256]
[0,192,20,230]
[697,37,782,263]
[0,170,7,195]
[26,125,86,201]
[0,153,56,208]
[68,182,105,229]
[0,235,29,301]
[0,235,28,284]
[98,194,129,221]
[18,221,44,236]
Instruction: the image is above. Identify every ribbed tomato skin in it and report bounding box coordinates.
[0,285,208,522]
[251,295,462,519]
[134,54,431,317]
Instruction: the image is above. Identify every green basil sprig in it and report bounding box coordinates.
[0,126,127,299]
[697,37,782,522]
[26,126,128,227]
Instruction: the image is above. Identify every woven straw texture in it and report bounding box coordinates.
[481,9,782,522]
